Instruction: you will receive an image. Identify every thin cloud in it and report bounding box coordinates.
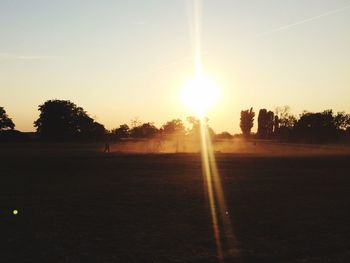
[257,4,350,37]
[0,53,56,60]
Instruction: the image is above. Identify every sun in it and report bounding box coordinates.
[181,74,220,117]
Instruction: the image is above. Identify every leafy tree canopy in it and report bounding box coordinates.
[0,107,15,131]
[161,119,185,135]
[34,99,105,140]
[130,122,159,138]
[113,124,130,139]
[240,108,255,137]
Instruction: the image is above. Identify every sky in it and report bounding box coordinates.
[1,0,350,134]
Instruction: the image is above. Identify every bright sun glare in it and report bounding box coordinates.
[181,74,220,117]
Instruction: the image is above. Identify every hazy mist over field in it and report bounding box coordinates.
[1,1,350,262]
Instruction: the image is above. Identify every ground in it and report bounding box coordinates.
[1,143,350,262]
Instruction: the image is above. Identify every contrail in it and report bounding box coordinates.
[257,4,350,37]
[0,53,56,60]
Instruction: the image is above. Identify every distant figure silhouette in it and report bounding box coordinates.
[104,142,110,153]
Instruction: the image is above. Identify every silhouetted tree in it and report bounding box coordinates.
[130,122,159,138]
[114,124,130,139]
[87,122,106,139]
[293,110,338,143]
[334,112,350,131]
[161,119,185,136]
[240,108,255,137]
[334,112,350,141]
[274,106,297,141]
[186,116,216,140]
[274,115,279,132]
[186,116,200,136]
[130,117,141,129]
[267,111,274,138]
[215,131,233,140]
[257,109,274,139]
[0,107,15,130]
[186,116,215,138]
[275,106,296,129]
[34,100,105,141]
[257,109,267,138]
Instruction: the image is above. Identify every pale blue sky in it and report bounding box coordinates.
[1,0,350,133]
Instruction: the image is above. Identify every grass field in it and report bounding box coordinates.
[1,143,350,262]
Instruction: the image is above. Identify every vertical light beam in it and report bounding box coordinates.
[200,119,224,261]
[193,0,202,76]
[188,0,240,260]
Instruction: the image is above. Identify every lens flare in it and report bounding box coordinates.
[186,0,239,261]
[199,119,239,261]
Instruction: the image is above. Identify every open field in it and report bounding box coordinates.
[1,144,350,262]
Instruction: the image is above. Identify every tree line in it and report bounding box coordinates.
[240,106,350,143]
[1,100,350,143]
[0,100,223,142]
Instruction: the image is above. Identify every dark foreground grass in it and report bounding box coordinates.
[1,144,350,262]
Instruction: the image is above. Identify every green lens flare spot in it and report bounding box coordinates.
[13,210,18,215]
